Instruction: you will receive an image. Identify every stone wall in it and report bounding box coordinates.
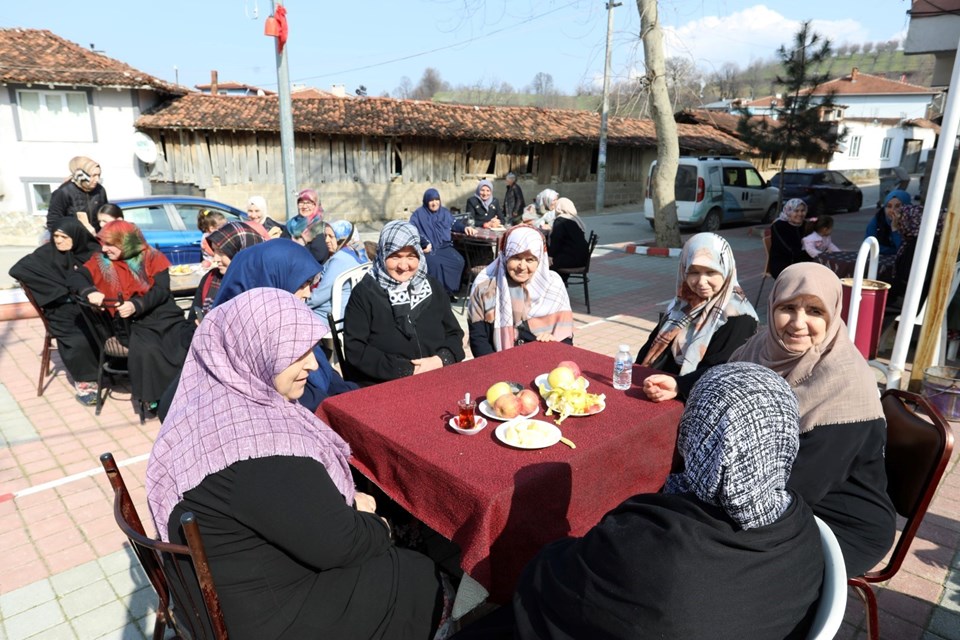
[0,211,47,247]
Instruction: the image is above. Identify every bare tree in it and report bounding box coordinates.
[711,62,742,99]
[862,41,874,55]
[637,0,681,248]
[849,43,861,55]
[664,57,702,111]
[394,76,413,100]
[743,60,768,99]
[529,72,556,96]
[836,43,850,57]
[411,68,449,100]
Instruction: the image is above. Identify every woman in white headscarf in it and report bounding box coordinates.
[344,221,465,386]
[468,226,574,357]
[465,179,504,228]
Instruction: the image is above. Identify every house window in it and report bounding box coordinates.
[16,89,93,142]
[849,136,862,158]
[25,181,60,215]
[880,138,893,160]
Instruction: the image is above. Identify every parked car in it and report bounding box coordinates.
[644,157,780,231]
[768,169,863,216]
[111,196,248,265]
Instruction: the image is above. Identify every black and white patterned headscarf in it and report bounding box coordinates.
[664,362,799,530]
[372,220,432,310]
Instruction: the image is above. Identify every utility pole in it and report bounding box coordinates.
[272,0,298,222]
[595,1,620,214]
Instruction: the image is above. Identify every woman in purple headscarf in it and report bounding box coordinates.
[465,178,504,228]
[147,288,443,639]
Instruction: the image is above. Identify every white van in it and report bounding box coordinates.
[644,157,780,231]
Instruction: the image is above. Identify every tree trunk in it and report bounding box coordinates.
[638,0,682,248]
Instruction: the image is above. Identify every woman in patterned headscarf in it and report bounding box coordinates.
[467,225,574,357]
[189,221,264,321]
[46,156,109,234]
[344,221,465,386]
[147,288,443,640]
[768,197,810,278]
[640,232,758,402]
[487,363,822,640]
[68,220,191,410]
[888,201,944,309]
[308,220,370,320]
[730,262,895,577]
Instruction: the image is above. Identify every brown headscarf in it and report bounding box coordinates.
[729,262,883,432]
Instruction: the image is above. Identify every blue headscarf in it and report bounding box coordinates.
[422,188,441,208]
[884,189,911,207]
[214,239,321,307]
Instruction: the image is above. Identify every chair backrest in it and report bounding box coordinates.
[460,237,497,276]
[76,299,132,359]
[329,263,371,325]
[805,516,847,640]
[583,230,599,274]
[100,452,229,639]
[867,389,954,581]
[17,281,55,334]
[327,313,358,383]
[762,227,772,276]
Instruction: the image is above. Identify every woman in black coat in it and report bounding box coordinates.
[547,198,589,281]
[344,221,465,386]
[9,218,101,404]
[768,198,810,278]
[464,179,505,228]
[46,156,108,233]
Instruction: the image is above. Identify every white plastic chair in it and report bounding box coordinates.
[805,516,846,640]
[329,263,371,325]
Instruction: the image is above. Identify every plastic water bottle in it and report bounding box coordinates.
[613,344,633,390]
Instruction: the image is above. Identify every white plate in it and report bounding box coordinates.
[546,395,606,418]
[478,399,539,421]
[495,419,562,449]
[535,373,590,394]
[448,415,488,435]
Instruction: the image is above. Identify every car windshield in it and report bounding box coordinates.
[773,173,814,187]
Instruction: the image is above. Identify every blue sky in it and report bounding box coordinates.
[5,1,914,96]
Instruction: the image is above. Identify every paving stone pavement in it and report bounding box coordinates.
[1,200,959,639]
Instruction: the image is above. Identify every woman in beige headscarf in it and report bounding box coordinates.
[46,156,108,234]
[729,262,895,578]
[547,197,590,282]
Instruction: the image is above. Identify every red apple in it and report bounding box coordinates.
[494,393,522,419]
[557,360,582,378]
[517,389,539,415]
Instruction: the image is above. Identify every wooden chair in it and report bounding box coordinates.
[805,516,846,640]
[555,230,599,314]
[17,282,57,396]
[76,299,145,424]
[100,452,229,640]
[753,227,773,308]
[847,389,954,640]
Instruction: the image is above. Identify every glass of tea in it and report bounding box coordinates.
[457,398,476,430]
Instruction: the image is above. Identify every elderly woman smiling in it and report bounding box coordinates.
[730,262,895,578]
[344,221,465,386]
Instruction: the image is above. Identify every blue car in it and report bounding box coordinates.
[111,196,248,265]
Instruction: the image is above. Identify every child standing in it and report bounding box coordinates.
[802,215,840,258]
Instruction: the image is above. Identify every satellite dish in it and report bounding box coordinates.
[133,131,158,164]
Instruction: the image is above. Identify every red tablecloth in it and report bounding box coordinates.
[318,342,683,602]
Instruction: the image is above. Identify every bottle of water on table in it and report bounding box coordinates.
[613,344,632,390]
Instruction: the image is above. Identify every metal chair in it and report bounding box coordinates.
[17,282,58,396]
[100,452,228,640]
[555,230,599,314]
[753,226,773,308]
[805,516,846,640]
[847,389,954,640]
[459,236,498,312]
[76,299,145,423]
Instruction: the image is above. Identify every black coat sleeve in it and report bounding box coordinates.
[66,264,98,299]
[468,321,497,358]
[132,271,172,316]
[230,457,393,571]
[675,315,758,400]
[435,291,466,363]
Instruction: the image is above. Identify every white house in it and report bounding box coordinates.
[0,28,183,241]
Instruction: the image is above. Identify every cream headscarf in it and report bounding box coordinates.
[729,262,883,432]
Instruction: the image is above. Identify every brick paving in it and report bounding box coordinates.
[1,202,959,639]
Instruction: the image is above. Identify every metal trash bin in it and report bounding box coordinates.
[840,278,890,360]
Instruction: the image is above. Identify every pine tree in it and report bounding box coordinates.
[737,21,845,210]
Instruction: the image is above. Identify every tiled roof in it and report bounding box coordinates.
[810,70,936,96]
[0,28,184,94]
[675,109,779,138]
[136,94,750,152]
[195,81,275,95]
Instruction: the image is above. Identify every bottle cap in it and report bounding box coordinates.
[619,344,630,352]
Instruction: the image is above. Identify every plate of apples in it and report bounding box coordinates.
[480,381,540,421]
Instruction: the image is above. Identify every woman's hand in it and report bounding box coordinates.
[355,492,377,514]
[411,355,443,374]
[268,227,283,239]
[87,291,106,307]
[643,374,678,403]
[423,243,433,254]
[536,332,556,343]
[116,301,137,318]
